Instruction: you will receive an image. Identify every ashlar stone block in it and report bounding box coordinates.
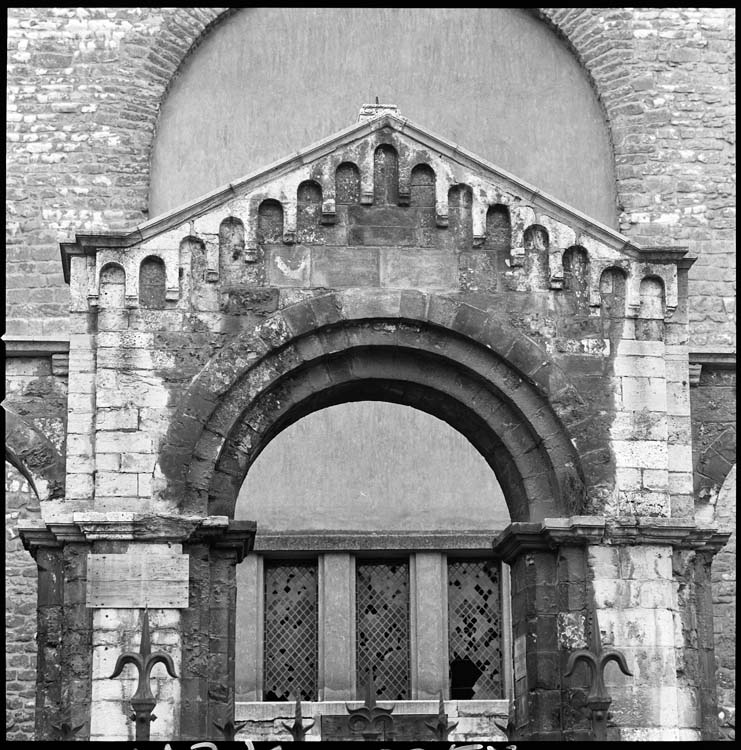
[95,407,139,432]
[95,471,138,497]
[612,439,667,469]
[619,545,673,580]
[621,376,667,411]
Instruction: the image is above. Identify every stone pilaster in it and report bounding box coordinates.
[182,518,256,741]
[21,513,256,743]
[19,521,92,741]
[494,521,595,741]
[494,517,730,741]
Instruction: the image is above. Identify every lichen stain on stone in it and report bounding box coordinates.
[557,611,588,649]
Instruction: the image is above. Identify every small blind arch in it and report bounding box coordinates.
[139,255,167,309]
[636,275,666,342]
[335,162,360,204]
[257,199,284,243]
[99,262,126,308]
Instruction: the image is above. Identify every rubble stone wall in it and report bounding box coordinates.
[4,463,40,741]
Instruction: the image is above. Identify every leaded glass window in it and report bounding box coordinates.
[447,558,503,699]
[356,560,410,700]
[263,561,318,701]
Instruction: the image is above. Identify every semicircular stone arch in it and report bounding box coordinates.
[159,291,587,524]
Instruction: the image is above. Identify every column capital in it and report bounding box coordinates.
[18,515,258,561]
[492,516,731,562]
[18,520,86,556]
[188,517,257,563]
[73,512,205,541]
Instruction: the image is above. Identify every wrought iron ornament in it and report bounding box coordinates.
[281,696,315,741]
[564,612,633,741]
[213,718,249,741]
[346,670,395,740]
[50,717,85,740]
[424,691,459,740]
[109,608,178,741]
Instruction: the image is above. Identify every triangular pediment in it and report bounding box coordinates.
[66,108,636,253]
[61,107,692,314]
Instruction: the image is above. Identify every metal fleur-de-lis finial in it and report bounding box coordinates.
[109,608,178,741]
[281,696,315,741]
[51,718,85,740]
[213,718,249,741]
[564,612,632,741]
[425,691,458,740]
[346,670,395,740]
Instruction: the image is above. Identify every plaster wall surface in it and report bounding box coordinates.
[236,402,510,533]
[150,7,616,225]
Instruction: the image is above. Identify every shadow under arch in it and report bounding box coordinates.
[160,291,586,523]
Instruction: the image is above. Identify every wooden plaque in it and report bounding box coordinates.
[86,552,189,608]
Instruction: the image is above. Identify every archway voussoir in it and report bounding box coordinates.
[399,289,430,321]
[282,299,318,338]
[426,294,462,329]
[340,323,396,352]
[452,303,491,342]
[527,359,557,392]
[293,331,327,365]
[309,293,345,327]
[215,444,250,480]
[181,386,220,424]
[503,337,552,386]
[186,457,217,491]
[479,316,519,360]
[317,325,353,358]
[192,428,225,465]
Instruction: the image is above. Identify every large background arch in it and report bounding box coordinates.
[148,7,618,224]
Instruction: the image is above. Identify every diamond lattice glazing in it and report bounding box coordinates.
[263,561,318,701]
[447,559,503,699]
[356,560,410,700]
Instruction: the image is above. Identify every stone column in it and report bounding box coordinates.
[62,539,94,738]
[181,540,211,740]
[207,546,240,734]
[19,522,93,741]
[181,519,256,741]
[497,517,731,742]
[21,513,255,742]
[35,546,64,740]
[494,522,591,741]
[693,550,722,740]
[592,521,730,741]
